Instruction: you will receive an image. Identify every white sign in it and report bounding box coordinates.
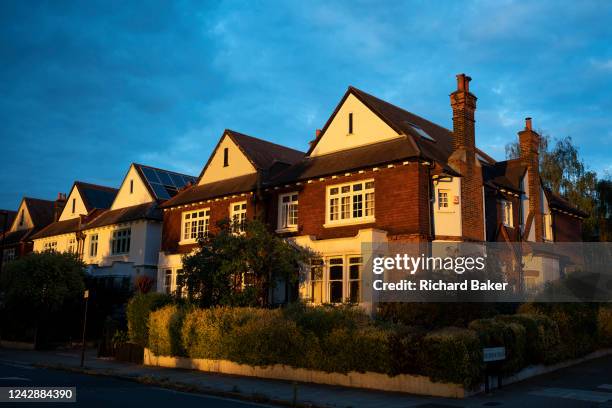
[483,347,506,362]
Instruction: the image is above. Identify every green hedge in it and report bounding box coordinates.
[598,304,612,348]
[495,314,561,364]
[126,293,173,347]
[148,305,186,357]
[468,318,526,375]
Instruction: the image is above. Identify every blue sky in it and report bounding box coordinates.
[1,0,611,209]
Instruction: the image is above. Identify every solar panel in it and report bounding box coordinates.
[139,165,196,200]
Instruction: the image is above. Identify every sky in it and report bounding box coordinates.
[1,0,611,209]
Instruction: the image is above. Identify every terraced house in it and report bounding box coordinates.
[32,164,196,285]
[157,74,585,303]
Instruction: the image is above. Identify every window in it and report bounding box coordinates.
[348,112,353,134]
[67,237,76,253]
[278,193,298,230]
[3,248,16,262]
[223,147,229,167]
[501,200,513,227]
[438,189,449,210]
[181,209,210,243]
[329,258,344,303]
[230,202,247,233]
[348,256,362,303]
[327,180,374,225]
[72,198,76,214]
[111,228,131,255]
[43,241,57,251]
[310,258,324,304]
[89,234,98,257]
[130,179,134,194]
[19,210,24,226]
[164,269,172,294]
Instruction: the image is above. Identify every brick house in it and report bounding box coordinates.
[157,74,585,302]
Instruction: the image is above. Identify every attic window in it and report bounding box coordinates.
[72,198,76,214]
[406,122,435,142]
[223,148,229,167]
[130,179,134,194]
[19,210,24,226]
[348,113,354,134]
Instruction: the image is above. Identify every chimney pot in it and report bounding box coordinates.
[456,73,471,93]
[315,129,322,138]
[525,117,532,131]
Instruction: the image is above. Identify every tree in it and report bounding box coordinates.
[506,134,600,240]
[180,219,313,307]
[0,251,86,344]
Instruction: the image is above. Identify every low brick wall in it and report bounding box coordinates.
[143,348,466,398]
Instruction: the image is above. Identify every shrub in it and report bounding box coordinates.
[377,302,498,329]
[598,304,612,348]
[469,318,526,375]
[420,327,482,388]
[126,292,172,347]
[148,305,186,356]
[495,314,562,364]
[519,302,598,359]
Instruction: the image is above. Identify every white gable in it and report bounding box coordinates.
[10,200,34,232]
[199,133,257,185]
[111,165,154,210]
[59,186,88,221]
[310,93,401,157]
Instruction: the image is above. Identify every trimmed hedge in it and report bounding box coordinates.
[495,314,561,364]
[598,304,612,347]
[468,318,526,375]
[126,293,173,347]
[148,305,186,357]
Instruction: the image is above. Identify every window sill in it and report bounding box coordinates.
[179,240,198,246]
[324,218,375,228]
[503,224,514,229]
[436,209,456,214]
[276,227,298,233]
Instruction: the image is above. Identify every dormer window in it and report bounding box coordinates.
[348,112,354,134]
[223,148,229,167]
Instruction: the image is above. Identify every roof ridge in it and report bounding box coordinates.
[226,129,305,155]
[74,180,118,192]
[132,162,197,178]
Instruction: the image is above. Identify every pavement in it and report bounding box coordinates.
[0,348,611,407]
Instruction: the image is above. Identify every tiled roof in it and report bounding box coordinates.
[0,228,31,246]
[85,202,162,229]
[227,130,305,170]
[0,210,17,232]
[545,189,588,217]
[75,182,118,211]
[23,197,55,227]
[482,159,527,193]
[160,173,258,208]
[30,218,82,239]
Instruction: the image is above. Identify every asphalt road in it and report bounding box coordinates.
[0,360,273,407]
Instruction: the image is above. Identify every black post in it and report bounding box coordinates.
[80,290,89,367]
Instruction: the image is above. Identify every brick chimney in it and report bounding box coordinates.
[308,129,323,149]
[448,73,484,241]
[53,192,67,222]
[518,117,543,241]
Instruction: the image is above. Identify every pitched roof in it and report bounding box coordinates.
[160,173,258,208]
[545,189,588,218]
[197,129,305,181]
[0,210,17,232]
[482,159,527,193]
[23,197,55,227]
[0,228,32,246]
[31,217,81,240]
[133,163,197,201]
[85,202,162,229]
[75,182,118,211]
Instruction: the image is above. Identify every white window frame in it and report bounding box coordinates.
[307,254,362,305]
[230,201,247,233]
[67,237,77,253]
[89,234,98,257]
[501,199,514,228]
[277,192,298,232]
[111,228,131,255]
[437,188,450,211]
[180,208,210,244]
[325,179,374,227]
[43,241,57,251]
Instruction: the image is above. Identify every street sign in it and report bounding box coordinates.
[483,347,506,362]
[83,290,89,299]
